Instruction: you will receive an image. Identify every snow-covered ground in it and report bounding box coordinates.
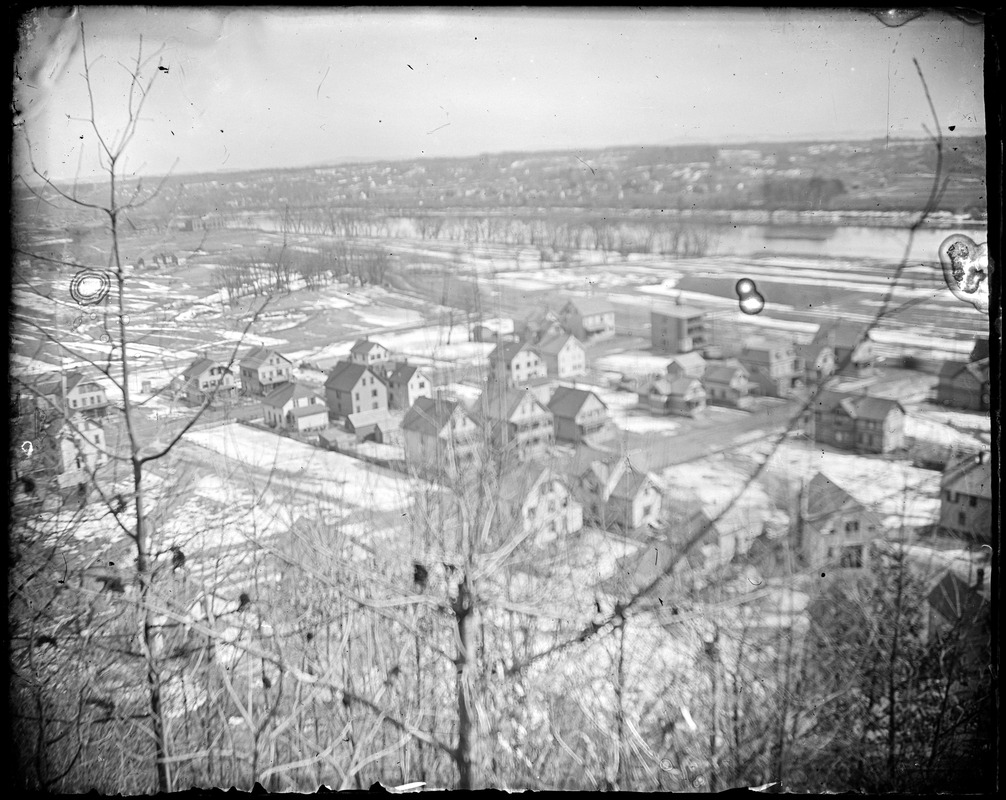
[615,414,682,435]
[904,414,987,450]
[594,352,671,377]
[741,439,941,529]
[911,405,990,434]
[660,454,788,540]
[185,422,419,512]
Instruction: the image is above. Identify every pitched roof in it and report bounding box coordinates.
[548,386,604,418]
[813,390,904,420]
[182,357,218,380]
[609,464,654,501]
[653,304,705,319]
[795,340,833,362]
[941,452,992,500]
[704,360,748,383]
[927,570,989,624]
[324,361,371,391]
[499,461,549,505]
[350,339,387,355]
[388,362,424,384]
[36,371,88,397]
[490,340,537,366]
[667,352,706,372]
[241,345,291,369]
[401,396,464,436]
[347,408,393,429]
[805,471,864,520]
[741,335,794,359]
[262,382,320,408]
[652,376,702,396]
[814,320,870,350]
[484,387,551,421]
[563,297,615,316]
[289,403,329,419]
[537,331,580,356]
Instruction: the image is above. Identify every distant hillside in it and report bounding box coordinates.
[14,136,986,229]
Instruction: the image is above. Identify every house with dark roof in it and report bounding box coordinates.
[572,450,662,531]
[738,336,804,398]
[935,358,990,411]
[703,359,755,407]
[387,361,433,410]
[262,383,328,432]
[547,386,609,443]
[812,320,875,376]
[498,461,584,546]
[925,568,991,670]
[651,304,707,353]
[488,340,547,388]
[401,396,480,476]
[514,306,564,344]
[938,451,992,543]
[35,372,110,417]
[480,388,554,459]
[799,471,886,572]
[324,361,389,421]
[646,376,706,417]
[970,336,989,362]
[794,340,837,384]
[665,351,707,380]
[349,339,391,368]
[811,390,906,454]
[559,297,616,342]
[239,346,292,395]
[536,332,587,378]
[178,357,236,405]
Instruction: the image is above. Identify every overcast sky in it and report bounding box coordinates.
[14,7,985,183]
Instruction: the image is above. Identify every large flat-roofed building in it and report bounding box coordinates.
[651,305,707,353]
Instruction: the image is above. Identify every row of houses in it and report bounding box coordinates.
[651,306,876,379]
[482,298,618,346]
[400,394,663,533]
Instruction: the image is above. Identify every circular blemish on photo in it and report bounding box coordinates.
[938,234,990,313]
[121,314,130,325]
[69,269,111,306]
[735,277,765,315]
[99,333,111,343]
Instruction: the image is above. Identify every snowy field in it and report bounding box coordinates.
[185,422,419,512]
[659,454,788,540]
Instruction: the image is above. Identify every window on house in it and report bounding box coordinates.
[418,381,426,389]
[72,400,77,408]
[844,520,859,533]
[372,402,378,410]
[840,545,863,568]
[958,511,967,526]
[969,496,977,507]
[355,392,360,401]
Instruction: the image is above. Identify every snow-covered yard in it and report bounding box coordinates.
[185,422,419,512]
[904,414,987,449]
[741,439,941,529]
